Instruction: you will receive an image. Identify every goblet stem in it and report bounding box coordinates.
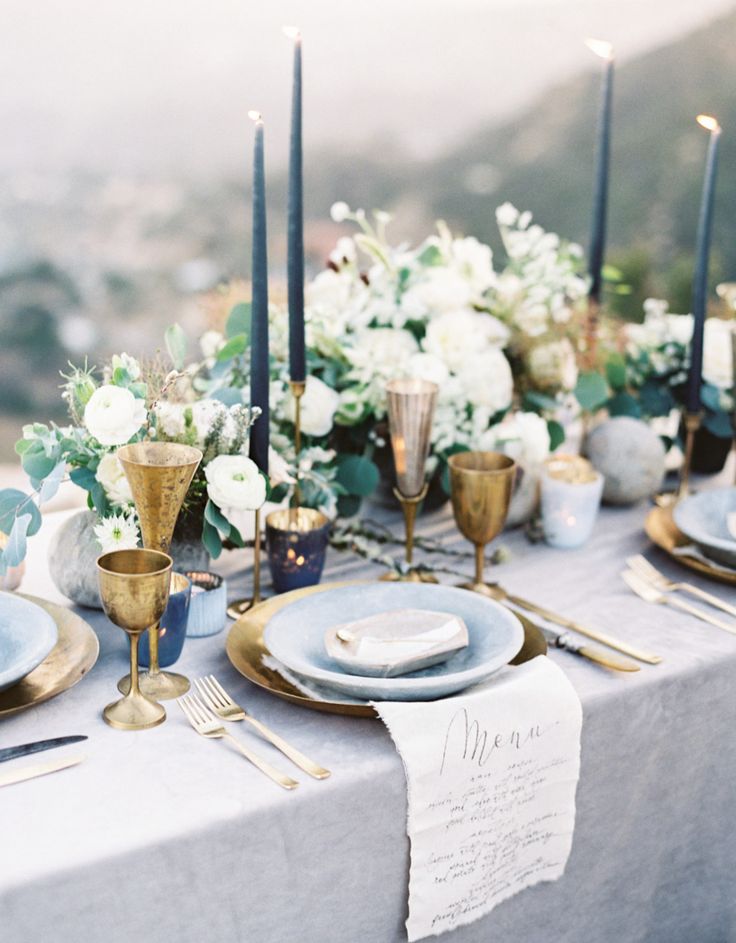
[253,508,262,607]
[147,621,161,678]
[129,632,140,697]
[474,544,485,586]
[403,500,417,566]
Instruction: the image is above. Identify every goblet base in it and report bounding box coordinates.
[457,580,499,598]
[380,570,439,584]
[227,596,270,620]
[103,693,166,731]
[118,669,190,700]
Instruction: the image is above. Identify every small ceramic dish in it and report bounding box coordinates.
[0,592,59,692]
[673,488,736,567]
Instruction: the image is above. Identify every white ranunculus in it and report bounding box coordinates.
[423,310,509,372]
[84,385,147,447]
[289,376,340,438]
[458,349,514,414]
[479,411,551,467]
[404,268,473,314]
[527,338,579,392]
[406,352,450,387]
[96,453,134,507]
[450,237,496,294]
[703,318,734,389]
[205,455,266,515]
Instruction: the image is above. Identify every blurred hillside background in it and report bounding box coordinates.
[1,0,735,459]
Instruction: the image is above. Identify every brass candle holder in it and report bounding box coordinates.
[655,411,703,507]
[116,441,202,700]
[226,507,265,620]
[97,548,172,731]
[290,379,306,507]
[381,378,438,583]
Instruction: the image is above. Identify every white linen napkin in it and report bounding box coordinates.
[374,656,582,941]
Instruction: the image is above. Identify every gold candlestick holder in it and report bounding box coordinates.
[290,379,306,508]
[655,411,702,507]
[116,441,202,700]
[227,508,265,620]
[380,378,438,584]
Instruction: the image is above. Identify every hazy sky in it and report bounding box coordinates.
[2,0,735,174]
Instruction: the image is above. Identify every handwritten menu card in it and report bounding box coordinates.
[375,656,582,941]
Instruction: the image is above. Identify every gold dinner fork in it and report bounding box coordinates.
[177,693,299,790]
[622,569,736,636]
[194,676,330,780]
[626,554,736,619]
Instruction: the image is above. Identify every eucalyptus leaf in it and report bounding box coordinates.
[608,391,642,418]
[204,499,231,537]
[37,461,66,504]
[335,455,380,497]
[3,514,31,567]
[547,419,565,451]
[523,390,559,414]
[202,519,223,559]
[574,371,609,413]
[703,410,733,438]
[216,334,249,362]
[226,302,252,340]
[21,445,58,482]
[211,387,243,407]
[605,355,627,391]
[0,489,41,537]
[165,323,188,370]
[700,383,722,413]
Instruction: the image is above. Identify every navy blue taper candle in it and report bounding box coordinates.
[285,27,306,384]
[586,39,614,304]
[249,111,269,475]
[685,115,722,414]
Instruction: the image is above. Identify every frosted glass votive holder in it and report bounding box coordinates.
[540,458,604,549]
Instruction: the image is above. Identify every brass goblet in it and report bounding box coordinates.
[382,378,439,583]
[117,441,202,700]
[97,548,172,731]
[448,451,516,596]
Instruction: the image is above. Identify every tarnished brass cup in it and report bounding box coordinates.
[117,441,202,700]
[448,451,516,596]
[97,548,172,731]
[382,378,438,583]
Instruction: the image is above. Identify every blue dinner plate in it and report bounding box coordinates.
[263,583,524,701]
[673,487,736,567]
[0,592,59,692]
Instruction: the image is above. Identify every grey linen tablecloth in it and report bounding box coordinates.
[1,497,735,943]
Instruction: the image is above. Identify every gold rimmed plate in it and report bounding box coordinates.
[0,595,99,719]
[644,505,736,587]
[226,581,547,718]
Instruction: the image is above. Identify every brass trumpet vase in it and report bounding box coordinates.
[382,378,439,584]
[117,441,202,699]
[448,451,516,596]
[97,549,173,731]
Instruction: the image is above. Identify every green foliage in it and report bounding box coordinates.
[608,391,642,418]
[335,455,380,497]
[605,354,627,391]
[216,334,249,361]
[547,420,565,451]
[0,489,42,538]
[165,324,188,370]
[226,302,251,340]
[574,371,609,413]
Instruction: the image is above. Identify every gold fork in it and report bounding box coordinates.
[194,676,330,780]
[626,554,736,619]
[622,569,736,636]
[177,693,299,790]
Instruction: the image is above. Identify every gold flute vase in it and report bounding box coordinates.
[448,451,515,596]
[116,441,202,700]
[382,378,439,583]
[97,549,172,730]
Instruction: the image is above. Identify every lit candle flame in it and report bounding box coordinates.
[248,110,263,123]
[283,25,301,41]
[697,114,721,133]
[585,38,614,61]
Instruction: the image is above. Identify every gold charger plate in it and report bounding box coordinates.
[226,580,548,719]
[644,504,736,587]
[0,594,100,719]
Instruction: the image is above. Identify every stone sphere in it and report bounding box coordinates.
[585,417,666,505]
[48,510,103,609]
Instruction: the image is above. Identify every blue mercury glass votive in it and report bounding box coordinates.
[138,571,191,668]
[266,508,331,594]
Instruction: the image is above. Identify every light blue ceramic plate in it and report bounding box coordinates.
[263,583,524,701]
[673,487,736,567]
[0,592,59,692]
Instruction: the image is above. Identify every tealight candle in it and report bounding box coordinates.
[540,455,603,549]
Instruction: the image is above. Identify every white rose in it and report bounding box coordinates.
[289,376,340,438]
[423,310,509,372]
[205,455,266,515]
[96,453,134,507]
[703,318,734,389]
[84,385,147,446]
[527,339,578,392]
[459,349,513,414]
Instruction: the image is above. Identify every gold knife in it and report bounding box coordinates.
[537,625,640,672]
[497,588,662,665]
[0,753,86,788]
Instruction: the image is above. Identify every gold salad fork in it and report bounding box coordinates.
[622,569,736,636]
[194,676,330,780]
[177,693,299,790]
[626,554,736,619]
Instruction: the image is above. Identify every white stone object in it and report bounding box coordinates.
[325,608,469,678]
[585,417,666,505]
